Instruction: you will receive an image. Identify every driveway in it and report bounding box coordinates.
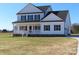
[67,34,79,55]
[72,37,79,55]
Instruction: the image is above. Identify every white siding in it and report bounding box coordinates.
[41,13,63,21]
[40,22,64,34]
[17,15,21,21]
[64,13,71,35]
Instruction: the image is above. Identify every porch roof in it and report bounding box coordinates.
[12,20,64,23]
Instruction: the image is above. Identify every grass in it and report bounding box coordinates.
[0,33,77,55]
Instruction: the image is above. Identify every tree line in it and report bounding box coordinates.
[0,29,12,32]
[71,23,79,34]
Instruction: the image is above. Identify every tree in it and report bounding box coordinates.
[2,29,8,32]
[71,23,79,34]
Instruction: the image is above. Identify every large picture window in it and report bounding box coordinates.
[44,25,50,31]
[54,25,61,31]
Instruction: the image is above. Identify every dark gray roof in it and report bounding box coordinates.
[37,5,51,12]
[43,10,68,20]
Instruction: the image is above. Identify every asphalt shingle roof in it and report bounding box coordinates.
[43,10,68,20]
[37,5,51,12]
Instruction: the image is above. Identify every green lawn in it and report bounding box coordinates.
[0,33,77,55]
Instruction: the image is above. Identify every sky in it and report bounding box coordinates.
[0,3,79,30]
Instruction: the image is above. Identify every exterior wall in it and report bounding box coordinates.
[64,13,71,35]
[13,22,65,35]
[40,22,64,34]
[41,13,62,21]
[17,13,44,21]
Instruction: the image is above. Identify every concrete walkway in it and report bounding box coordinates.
[71,37,79,55]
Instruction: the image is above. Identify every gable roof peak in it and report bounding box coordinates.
[42,10,69,21]
[17,3,43,14]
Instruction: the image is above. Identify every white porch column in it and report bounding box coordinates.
[17,26,20,31]
[27,25,29,34]
[13,24,19,34]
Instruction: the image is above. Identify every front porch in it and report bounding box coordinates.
[13,24,41,35]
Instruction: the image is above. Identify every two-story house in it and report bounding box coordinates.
[12,3,71,36]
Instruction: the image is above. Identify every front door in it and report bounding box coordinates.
[29,26,32,33]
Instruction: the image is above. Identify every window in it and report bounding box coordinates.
[34,26,40,30]
[28,15,33,21]
[44,25,50,31]
[19,26,27,31]
[21,16,26,21]
[20,26,24,30]
[34,15,40,20]
[54,25,61,31]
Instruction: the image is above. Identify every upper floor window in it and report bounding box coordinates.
[21,15,26,21]
[34,15,40,20]
[54,25,61,31]
[28,15,33,21]
[44,25,50,31]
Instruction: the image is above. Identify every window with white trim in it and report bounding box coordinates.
[21,15,26,21]
[33,26,40,30]
[28,15,33,21]
[54,25,61,31]
[34,15,40,20]
[44,25,50,31]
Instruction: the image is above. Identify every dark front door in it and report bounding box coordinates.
[29,26,32,33]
